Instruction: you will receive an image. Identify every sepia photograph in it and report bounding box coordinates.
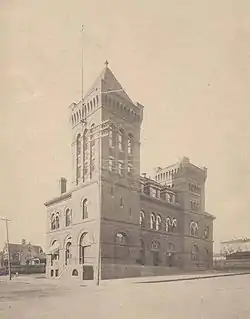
[1,1,250,318]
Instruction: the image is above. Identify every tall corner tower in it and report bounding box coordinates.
[69,62,144,278]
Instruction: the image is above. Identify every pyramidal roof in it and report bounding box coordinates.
[84,62,133,104]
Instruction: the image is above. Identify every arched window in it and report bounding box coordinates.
[76,134,81,184]
[109,124,116,148]
[114,232,129,261]
[128,161,133,175]
[156,214,162,231]
[72,269,78,276]
[65,208,72,227]
[194,222,199,236]
[79,233,91,264]
[55,213,60,229]
[83,129,88,181]
[128,134,133,156]
[49,240,60,266]
[51,214,56,230]
[204,226,209,239]
[166,217,171,232]
[65,241,72,265]
[90,124,95,179]
[82,199,88,219]
[118,161,124,176]
[140,211,145,228]
[115,232,127,245]
[190,221,198,237]
[150,213,156,230]
[118,129,125,152]
[172,218,177,232]
[151,240,160,250]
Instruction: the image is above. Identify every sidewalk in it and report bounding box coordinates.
[1,270,250,287]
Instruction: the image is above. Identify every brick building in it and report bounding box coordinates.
[1,239,46,266]
[45,63,215,281]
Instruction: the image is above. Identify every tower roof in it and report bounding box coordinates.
[84,61,133,104]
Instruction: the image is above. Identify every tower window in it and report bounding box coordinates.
[82,199,88,219]
[118,129,125,152]
[90,124,95,178]
[128,134,133,156]
[109,125,116,148]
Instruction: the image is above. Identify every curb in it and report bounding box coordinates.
[135,271,250,284]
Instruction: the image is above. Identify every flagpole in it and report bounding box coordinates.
[81,24,84,106]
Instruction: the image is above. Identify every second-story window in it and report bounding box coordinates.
[65,208,72,227]
[150,213,156,230]
[140,210,145,228]
[156,214,162,231]
[55,213,60,229]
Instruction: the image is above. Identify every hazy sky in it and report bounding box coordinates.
[1,0,250,252]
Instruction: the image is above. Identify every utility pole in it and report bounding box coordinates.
[0,216,11,280]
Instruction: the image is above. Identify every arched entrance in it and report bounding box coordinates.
[166,243,175,267]
[78,232,93,280]
[151,240,160,266]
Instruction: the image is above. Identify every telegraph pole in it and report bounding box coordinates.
[0,216,11,280]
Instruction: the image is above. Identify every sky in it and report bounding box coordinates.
[1,0,250,253]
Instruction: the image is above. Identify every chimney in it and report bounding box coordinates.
[59,177,67,194]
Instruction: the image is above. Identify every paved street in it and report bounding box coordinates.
[0,273,250,319]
